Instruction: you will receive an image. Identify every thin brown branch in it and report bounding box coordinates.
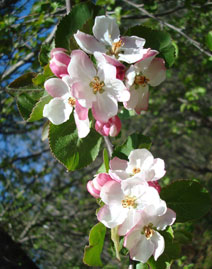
[123,0,212,58]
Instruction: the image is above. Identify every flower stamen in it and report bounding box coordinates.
[143,225,154,240]
[111,39,124,55]
[68,97,76,106]
[122,196,137,209]
[134,75,149,87]
[90,76,105,94]
[132,167,141,175]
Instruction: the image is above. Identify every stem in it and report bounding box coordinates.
[65,0,71,14]
[104,136,114,158]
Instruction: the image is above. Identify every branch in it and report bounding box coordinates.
[122,5,186,20]
[123,0,212,58]
[65,0,71,14]
[104,136,114,158]
[1,26,57,81]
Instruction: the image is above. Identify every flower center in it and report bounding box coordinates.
[122,196,137,209]
[132,167,141,175]
[68,97,76,106]
[90,76,105,94]
[143,225,154,240]
[111,39,124,55]
[134,75,149,87]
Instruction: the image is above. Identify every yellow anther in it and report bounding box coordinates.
[122,196,137,209]
[132,167,141,175]
[90,76,105,94]
[143,225,154,240]
[111,39,124,55]
[134,75,149,86]
[68,97,76,106]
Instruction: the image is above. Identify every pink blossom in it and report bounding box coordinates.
[109,149,166,182]
[43,77,90,138]
[49,48,71,78]
[95,116,121,137]
[124,208,176,263]
[74,15,149,64]
[125,53,166,114]
[97,179,167,235]
[87,173,114,198]
[68,50,130,122]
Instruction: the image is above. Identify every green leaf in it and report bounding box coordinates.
[113,133,152,159]
[39,42,54,67]
[32,64,54,86]
[8,72,37,90]
[83,222,106,266]
[136,263,149,269]
[103,148,109,173]
[49,116,102,171]
[206,31,212,51]
[27,92,52,122]
[125,25,176,67]
[55,2,100,50]
[160,180,211,222]
[17,91,44,121]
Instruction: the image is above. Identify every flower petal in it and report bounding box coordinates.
[151,231,165,261]
[75,100,88,120]
[74,30,106,54]
[43,98,72,125]
[97,204,127,228]
[93,15,120,46]
[154,208,176,230]
[118,210,141,236]
[130,234,154,263]
[144,58,166,86]
[73,109,90,138]
[121,36,145,50]
[44,78,70,97]
[92,92,118,122]
[134,86,149,114]
[68,50,96,82]
[100,180,124,205]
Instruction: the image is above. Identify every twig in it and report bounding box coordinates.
[65,0,71,14]
[104,136,114,158]
[123,0,212,58]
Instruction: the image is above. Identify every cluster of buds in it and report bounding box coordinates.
[87,149,176,263]
[43,15,166,138]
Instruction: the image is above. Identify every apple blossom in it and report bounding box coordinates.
[125,54,166,114]
[43,77,90,138]
[68,50,130,122]
[49,48,71,78]
[95,115,121,137]
[94,51,126,81]
[124,208,176,263]
[109,148,166,182]
[87,173,114,199]
[97,178,167,235]
[74,15,149,64]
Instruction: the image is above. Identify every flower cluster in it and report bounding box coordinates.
[87,149,176,263]
[43,15,166,138]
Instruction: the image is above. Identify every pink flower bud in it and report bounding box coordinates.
[116,65,125,81]
[148,181,161,193]
[49,48,71,78]
[87,173,113,198]
[95,116,121,137]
